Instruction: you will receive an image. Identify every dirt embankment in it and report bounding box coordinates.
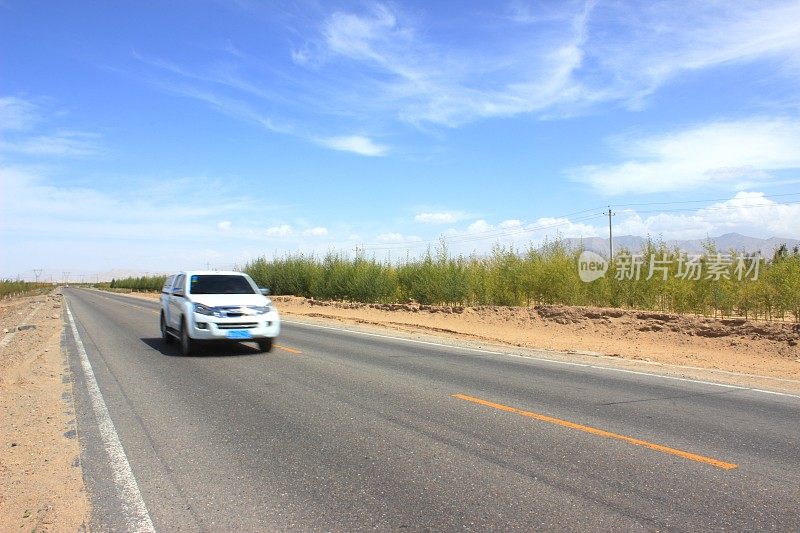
[0,292,89,532]
[273,296,800,381]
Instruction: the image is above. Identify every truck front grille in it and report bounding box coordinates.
[217,322,258,330]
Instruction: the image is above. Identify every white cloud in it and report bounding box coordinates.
[461,216,599,242]
[614,192,800,240]
[466,219,491,233]
[318,135,388,156]
[499,219,523,228]
[414,212,461,224]
[323,4,405,63]
[430,215,601,256]
[570,118,800,194]
[531,217,600,239]
[376,232,421,243]
[303,226,329,236]
[265,224,293,237]
[217,221,232,230]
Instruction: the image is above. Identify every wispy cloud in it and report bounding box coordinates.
[0,96,40,130]
[318,135,388,156]
[0,130,102,158]
[126,1,800,158]
[301,1,800,125]
[131,50,394,155]
[145,80,288,134]
[583,1,800,105]
[0,96,104,159]
[312,2,591,126]
[0,166,257,235]
[570,118,800,194]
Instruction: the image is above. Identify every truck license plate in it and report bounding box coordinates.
[226,329,252,339]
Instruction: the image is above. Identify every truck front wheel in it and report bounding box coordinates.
[258,338,274,353]
[180,319,195,356]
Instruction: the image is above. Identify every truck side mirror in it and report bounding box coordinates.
[260,288,270,296]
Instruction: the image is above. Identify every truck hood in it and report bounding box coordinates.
[187,294,271,308]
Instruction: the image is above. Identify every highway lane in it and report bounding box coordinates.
[63,288,800,531]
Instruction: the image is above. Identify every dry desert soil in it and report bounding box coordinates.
[0,291,89,532]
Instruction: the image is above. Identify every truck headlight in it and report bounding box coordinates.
[194,303,222,317]
[250,306,270,315]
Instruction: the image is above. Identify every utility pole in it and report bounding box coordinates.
[63,272,70,285]
[32,269,43,283]
[606,207,615,259]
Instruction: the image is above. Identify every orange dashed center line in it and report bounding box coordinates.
[275,344,302,354]
[452,393,738,470]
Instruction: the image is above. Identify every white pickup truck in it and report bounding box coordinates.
[159,271,280,356]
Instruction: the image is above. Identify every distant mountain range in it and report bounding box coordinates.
[561,233,800,258]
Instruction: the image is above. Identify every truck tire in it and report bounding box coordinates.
[258,338,274,353]
[180,319,195,356]
[161,313,174,344]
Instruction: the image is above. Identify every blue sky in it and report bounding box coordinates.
[2,0,800,279]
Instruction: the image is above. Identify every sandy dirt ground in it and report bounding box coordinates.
[119,290,800,393]
[0,291,89,532]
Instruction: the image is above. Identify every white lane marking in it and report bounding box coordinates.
[0,301,44,347]
[283,319,800,400]
[66,303,155,532]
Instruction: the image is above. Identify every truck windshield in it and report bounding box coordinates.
[188,275,256,295]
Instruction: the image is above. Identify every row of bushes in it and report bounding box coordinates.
[0,280,52,299]
[101,276,168,292]
[243,239,800,321]
[98,239,800,321]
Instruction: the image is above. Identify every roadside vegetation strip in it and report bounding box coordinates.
[233,238,800,322]
[93,238,800,321]
[452,393,738,470]
[0,279,52,300]
[65,304,155,532]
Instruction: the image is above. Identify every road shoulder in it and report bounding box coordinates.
[0,291,90,531]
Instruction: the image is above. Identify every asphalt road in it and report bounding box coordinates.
[63,288,800,531]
